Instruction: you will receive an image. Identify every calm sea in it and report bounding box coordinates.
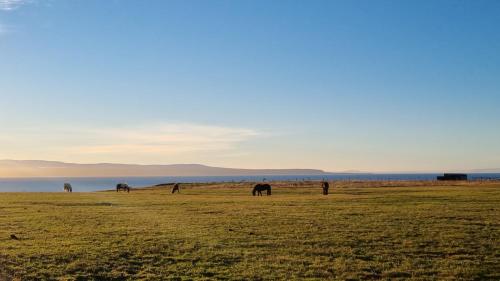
[0,174,499,192]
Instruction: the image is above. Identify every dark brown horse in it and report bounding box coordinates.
[321,181,330,195]
[116,183,130,193]
[252,184,271,196]
[171,183,180,194]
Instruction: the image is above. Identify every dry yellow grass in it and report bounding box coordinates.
[0,180,499,280]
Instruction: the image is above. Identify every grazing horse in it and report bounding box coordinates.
[63,183,73,193]
[321,181,329,195]
[116,183,130,193]
[252,184,272,196]
[171,183,180,194]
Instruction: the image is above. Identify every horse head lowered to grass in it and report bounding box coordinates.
[252,184,271,196]
[63,183,72,193]
[116,183,130,193]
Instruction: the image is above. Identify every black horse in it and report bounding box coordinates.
[252,184,271,196]
[116,183,130,193]
[171,183,180,194]
[321,181,330,195]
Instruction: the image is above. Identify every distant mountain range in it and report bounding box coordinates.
[0,160,329,177]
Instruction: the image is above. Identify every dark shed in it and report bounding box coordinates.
[437,173,468,181]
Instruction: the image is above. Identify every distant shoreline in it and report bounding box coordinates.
[1,174,500,192]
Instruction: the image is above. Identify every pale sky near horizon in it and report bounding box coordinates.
[1,0,500,173]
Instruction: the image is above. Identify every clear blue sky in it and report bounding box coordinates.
[1,0,499,172]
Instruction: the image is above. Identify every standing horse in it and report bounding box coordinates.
[63,183,73,193]
[116,183,130,193]
[321,181,329,195]
[171,183,180,194]
[252,184,271,196]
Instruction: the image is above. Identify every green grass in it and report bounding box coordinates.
[0,181,499,280]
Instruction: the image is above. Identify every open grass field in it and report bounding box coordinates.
[0,181,499,280]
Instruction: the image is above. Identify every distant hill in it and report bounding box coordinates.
[0,160,328,177]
